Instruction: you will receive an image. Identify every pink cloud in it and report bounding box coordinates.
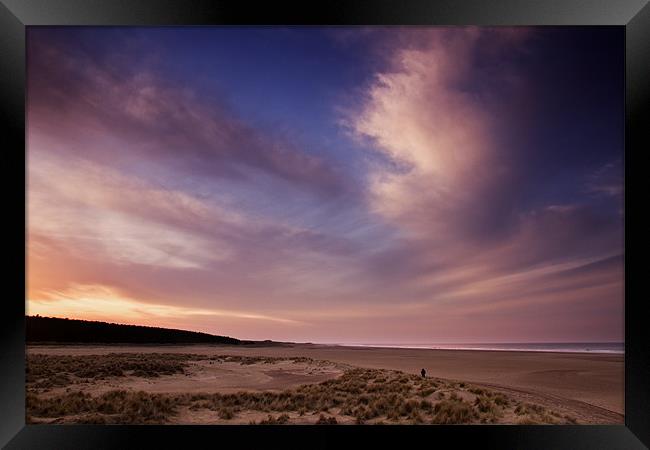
[26,28,623,343]
[27,36,350,198]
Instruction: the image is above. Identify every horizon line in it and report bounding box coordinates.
[26,315,623,346]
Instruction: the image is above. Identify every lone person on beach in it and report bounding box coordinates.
[421,368,426,378]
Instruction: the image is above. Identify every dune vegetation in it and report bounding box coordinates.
[26,353,577,425]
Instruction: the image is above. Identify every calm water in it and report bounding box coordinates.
[334,342,624,354]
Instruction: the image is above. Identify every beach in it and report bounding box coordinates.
[27,343,623,424]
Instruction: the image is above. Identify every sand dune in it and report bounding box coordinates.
[27,344,623,424]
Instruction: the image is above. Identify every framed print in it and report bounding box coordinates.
[1,0,648,448]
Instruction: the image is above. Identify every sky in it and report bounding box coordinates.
[26,26,624,344]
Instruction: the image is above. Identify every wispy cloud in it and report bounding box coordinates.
[26,27,624,343]
[28,34,352,199]
[585,160,624,198]
[28,154,231,269]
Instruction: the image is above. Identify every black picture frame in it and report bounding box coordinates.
[2,1,648,448]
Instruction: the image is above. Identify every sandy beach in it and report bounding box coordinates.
[27,344,623,424]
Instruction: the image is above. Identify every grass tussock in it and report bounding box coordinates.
[218,407,235,420]
[26,353,322,391]
[26,390,176,424]
[431,399,477,424]
[513,402,571,424]
[258,414,290,425]
[316,414,338,424]
[27,353,192,388]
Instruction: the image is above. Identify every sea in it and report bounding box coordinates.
[334,342,624,354]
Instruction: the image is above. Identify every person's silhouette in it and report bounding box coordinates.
[421,368,426,378]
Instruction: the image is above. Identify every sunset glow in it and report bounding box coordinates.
[26,27,624,343]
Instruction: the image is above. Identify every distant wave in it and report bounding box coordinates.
[332,342,624,354]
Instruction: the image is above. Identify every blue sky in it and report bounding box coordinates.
[27,26,624,343]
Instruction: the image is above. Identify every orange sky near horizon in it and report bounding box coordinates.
[26,27,624,344]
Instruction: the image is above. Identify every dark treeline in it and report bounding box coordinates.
[26,316,243,345]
